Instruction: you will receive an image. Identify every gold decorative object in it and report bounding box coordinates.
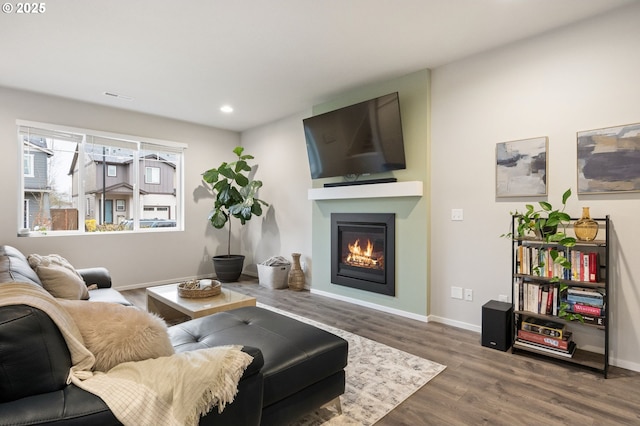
[574,207,599,241]
[288,253,306,291]
[178,279,222,298]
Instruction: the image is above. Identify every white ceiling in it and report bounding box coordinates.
[0,0,634,132]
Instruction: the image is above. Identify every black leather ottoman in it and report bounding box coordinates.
[168,306,349,425]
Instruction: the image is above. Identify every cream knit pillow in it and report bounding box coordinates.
[28,254,89,300]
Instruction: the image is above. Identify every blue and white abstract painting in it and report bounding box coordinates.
[577,123,640,194]
[496,137,548,197]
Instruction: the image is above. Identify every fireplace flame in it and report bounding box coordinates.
[346,239,380,268]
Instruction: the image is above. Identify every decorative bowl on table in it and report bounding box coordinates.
[178,279,222,298]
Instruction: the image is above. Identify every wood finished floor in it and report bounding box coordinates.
[121,280,640,425]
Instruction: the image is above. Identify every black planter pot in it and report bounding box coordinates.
[534,220,558,238]
[212,255,245,282]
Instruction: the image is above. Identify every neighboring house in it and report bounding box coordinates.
[69,145,177,225]
[22,137,53,230]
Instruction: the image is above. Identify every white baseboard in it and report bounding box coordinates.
[310,289,429,323]
[114,274,215,291]
[427,315,481,333]
[610,357,640,373]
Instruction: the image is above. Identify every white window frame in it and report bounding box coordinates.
[145,166,160,184]
[107,164,117,177]
[23,153,34,177]
[17,120,187,235]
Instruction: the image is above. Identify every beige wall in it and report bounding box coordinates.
[430,3,640,371]
[240,110,314,280]
[0,87,241,288]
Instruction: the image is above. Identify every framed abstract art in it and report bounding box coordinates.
[496,137,548,197]
[577,122,640,194]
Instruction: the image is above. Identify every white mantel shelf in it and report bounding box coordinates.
[308,181,423,200]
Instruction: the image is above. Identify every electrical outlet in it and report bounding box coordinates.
[464,288,473,301]
[451,208,464,221]
[498,294,509,302]
[451,286,463,299]
[203,254,209,263]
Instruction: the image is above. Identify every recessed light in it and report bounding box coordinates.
[220,105,234,113]
[104,91,134,101]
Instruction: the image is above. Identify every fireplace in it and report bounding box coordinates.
[331,213,395,296]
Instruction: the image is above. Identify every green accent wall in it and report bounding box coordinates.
[310,69,431,316]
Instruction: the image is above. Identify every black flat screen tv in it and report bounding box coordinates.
[303,92,406,179]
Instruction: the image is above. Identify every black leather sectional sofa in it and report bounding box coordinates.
[0,245,348,425]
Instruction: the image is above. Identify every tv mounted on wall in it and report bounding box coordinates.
[303,92,406,181]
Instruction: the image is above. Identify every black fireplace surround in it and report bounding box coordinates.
[331,213,395,296]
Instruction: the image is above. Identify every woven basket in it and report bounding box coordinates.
[178,279,222,298]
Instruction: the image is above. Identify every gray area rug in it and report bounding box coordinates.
[257,303,446,425]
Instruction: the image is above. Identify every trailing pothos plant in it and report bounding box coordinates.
[202,146,269,256]
[502,188,583,322]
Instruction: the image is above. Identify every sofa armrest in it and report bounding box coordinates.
[77,267,112,289]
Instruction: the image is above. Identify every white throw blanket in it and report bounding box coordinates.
[0,282,253,426]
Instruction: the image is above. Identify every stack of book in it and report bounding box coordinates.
[514,316,576,358]
[565,287,605,326]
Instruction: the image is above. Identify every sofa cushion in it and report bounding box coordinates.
[28,254,90,300]
[58,300,175,371]
[0,245,42,286]
[87,287,133,306]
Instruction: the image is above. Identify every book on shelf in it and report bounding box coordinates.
[517,329,572,351]
[588,252,599,282]
[567,287,605,298]
[521,316,566,338]
[569,302,606,316]
[540,288,549,315]
[580,314,605,326]
[514,338,577,358]
[513,277,525,312]
[566,293,604,308]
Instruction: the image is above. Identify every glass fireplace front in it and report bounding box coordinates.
[331,213,395,296]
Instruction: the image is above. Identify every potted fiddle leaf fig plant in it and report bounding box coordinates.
[202,146,268,282]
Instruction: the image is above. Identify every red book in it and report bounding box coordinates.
[572,303,604,316]
[518,329,570,351]
[588,252,598,282]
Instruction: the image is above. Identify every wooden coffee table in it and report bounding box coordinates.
[146,282,256,321]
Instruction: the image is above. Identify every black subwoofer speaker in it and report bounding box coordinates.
[481,300,513,351]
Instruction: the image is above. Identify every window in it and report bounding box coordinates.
[18,120,186,234]
[23,154,34,177]
[145,166,160,184]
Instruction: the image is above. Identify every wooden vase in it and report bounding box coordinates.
[288,253,305,291]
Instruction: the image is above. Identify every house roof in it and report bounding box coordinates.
[85,182,149,196]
